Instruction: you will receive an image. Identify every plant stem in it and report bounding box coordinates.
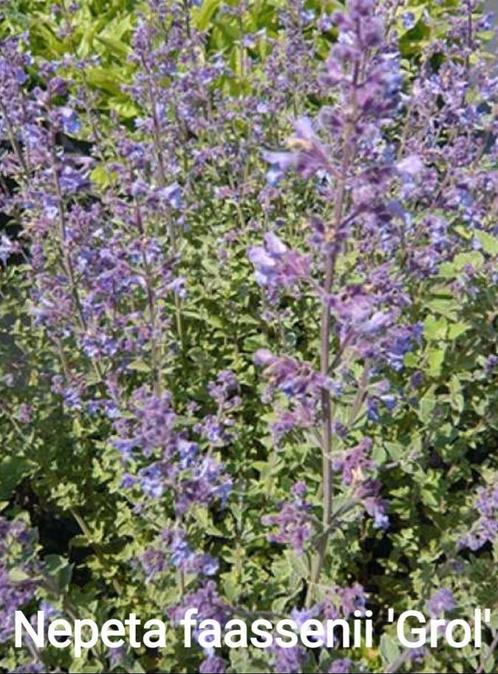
[134,202,163,394]
[0,99,30,178]
[49,131,87,333]
[141,56,185,352]
[49,130,105,385]
[307,62,360,605]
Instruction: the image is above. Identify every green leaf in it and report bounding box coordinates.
[421,485,439,508]
[426,345,446,377]
[43,554,74,594]
[0,456,35,500]
[418,391,436,424]
[475,231,498,256]
[439,251,485,278]
[424,316,447,340]
[222,570,242,603]
[9,568,32,583]
[193,0,222,31]
[127,359,151,373]
[384,442,404,461]
[453,251,485,270]
[426,298,458,321]
[85,66,124,94]
[448,322,470,340]
[90,165,114,188]
[95,35,130,59]
[286,549,309,581]
[372,444,387,464]
[449,375,464,413]
[380,633,401,666]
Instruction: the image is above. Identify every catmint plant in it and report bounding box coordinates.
[0,0,497,672]
[250,0,498,669]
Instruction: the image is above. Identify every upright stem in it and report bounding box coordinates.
[307,62,360,604]
[141,58,185,350]
[182,0,192,39]
[0,99,30,178]
[465,3,473,69]
[49,131,87,333]
[135,202,162,395]
[49,130,105,386]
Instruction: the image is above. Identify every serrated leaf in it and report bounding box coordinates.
[475,231,498,256]
[426,298,458,321]
[424,316,447,340]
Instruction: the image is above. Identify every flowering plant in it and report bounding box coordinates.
[0,0,498,672]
